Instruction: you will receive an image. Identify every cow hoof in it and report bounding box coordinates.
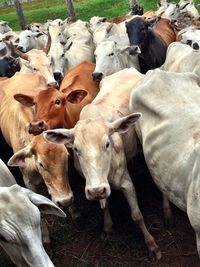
[101,231,111,241]
[148,248,162,261]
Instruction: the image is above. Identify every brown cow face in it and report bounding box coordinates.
[8,134,73,207]
[14,87,88,135]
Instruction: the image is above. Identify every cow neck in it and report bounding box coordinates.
[63,108,74,129]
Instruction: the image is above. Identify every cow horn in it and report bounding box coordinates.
[177,2,190,11]
[10,42,29,61]
[106,23,114,33]
[43,32,51,54]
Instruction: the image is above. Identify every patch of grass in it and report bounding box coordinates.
[1,0,198,31]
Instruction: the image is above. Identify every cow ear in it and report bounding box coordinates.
[14,93,35,107]
[118,45,141,55]
[22,188,66,217]
[43,128,74,147]
[8,145,33,167]
[66,89,88,104]
[108,113,141,135]
[61,75,79,92]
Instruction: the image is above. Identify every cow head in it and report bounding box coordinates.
[47,42,66,82]
[17,30,44,52]
[0,21,12,34]
[43,112,141,201]
[14,87,88,135]
[8,134,73,207]
[0,184,65,267]
[125,17,149,50]
[12,41,57,86]
[93,40,141,80]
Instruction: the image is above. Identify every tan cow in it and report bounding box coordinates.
[43,68,161,260]
[11,41,57,86]
[130,69,200,257]
[14,61,100,135]
[0,72,73,208]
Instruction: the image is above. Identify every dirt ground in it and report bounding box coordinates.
[0,154,199,267]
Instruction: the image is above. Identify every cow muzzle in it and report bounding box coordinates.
[53,72,63,81]
[86,185,110,200]
[29,120,48,135]
[53,193,74,208]
[92,72,103,81]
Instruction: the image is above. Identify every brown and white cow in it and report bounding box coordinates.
[14,61,100,135]
[43,68,161,260]
[0,72,73,208]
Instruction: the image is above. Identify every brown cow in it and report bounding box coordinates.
[14,61,100,135]
[0,72,73,208]
[153,17,176,46]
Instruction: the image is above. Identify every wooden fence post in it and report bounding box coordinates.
[14,0,26,30]
[66,0,76,22]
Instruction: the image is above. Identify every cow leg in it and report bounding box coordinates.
[41,217,50,246]
[99,199,113,238]
[163,194,174,227]
[196,233,200,257]
[69,204,81,220]
[120,172,162,260]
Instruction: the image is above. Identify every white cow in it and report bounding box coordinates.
[92,21,128,47]
[17,30,47,52]
[43,68,161,260]
[0,158,65,267]
[130,69,200,257]
[48,42,66,80]
[161,42,200,76]
[0,21,12,34]
[92,40,140,80]
[89,16,107,32]
[177,27,200,50]
[64,33,95,72]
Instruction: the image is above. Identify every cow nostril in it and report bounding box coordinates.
[17,46,23,52]
[102,187,106,194]
[38,121,44,128]
[193,42,199,50]
[92,72,103,81]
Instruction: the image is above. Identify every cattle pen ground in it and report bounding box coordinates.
[0,154,199,267]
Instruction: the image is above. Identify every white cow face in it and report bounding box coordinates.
[0,184,65,267]
[93,40,140,80]
[0,21,12,34]
[43,113,141,201]
[17,30,42,52]
[181,30,200,50]
[48,42,66,81]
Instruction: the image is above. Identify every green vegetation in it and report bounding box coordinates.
[0,0,199,31]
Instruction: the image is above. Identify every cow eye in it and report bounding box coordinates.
[27,35,31,38]
[105,141,110,150]
[109,53,114,56]
[55,99,61,105]
[74,146,80,155]
[61,53,65,57]
[39,162,44,168]
[33,67,37,71]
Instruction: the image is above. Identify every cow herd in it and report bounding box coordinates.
[0,0,200,266]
